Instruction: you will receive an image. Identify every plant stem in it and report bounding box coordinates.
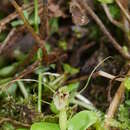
[104,70,130,130]
[34,0,39,33]
[79,56,111,93]
[17,80,28,99]
[38,72,42,113]
[40,0,48,39]
[9,0,47,53]
[115,0,130,23]
[76,0,130,59]
[71,99,96,111]
[59,108,67,130]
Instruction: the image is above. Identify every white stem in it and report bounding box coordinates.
[76,93,94,106]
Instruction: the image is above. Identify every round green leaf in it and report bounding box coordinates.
[68,110,98,130]
[31,122,60,130]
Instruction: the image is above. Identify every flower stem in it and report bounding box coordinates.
[34,0,39,33]
[17,80,28,99]
[59,108,67,130]
[38,72,42,112]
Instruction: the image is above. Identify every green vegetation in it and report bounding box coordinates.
[0,0,129,130]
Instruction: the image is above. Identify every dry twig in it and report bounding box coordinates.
[104,70,130,129]
[40,0,49,39]
[0,1,42,33]
[97,70,124,82]
[0,26,25,55]
[0,0,64,33]
[102,4,123,29]
[0,28,16,54]
[0,117,30,127]
[75,0,130,59]
[115,0,130,23]
[9,0,48,61]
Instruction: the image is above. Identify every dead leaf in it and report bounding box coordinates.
[70,0,89,26]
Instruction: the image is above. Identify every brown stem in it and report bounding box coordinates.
[40,0,49,39]
[97,70,124,82]
[118,0,130,43]
[0,28,16,54]
[6,60,40,88]
[5,52,67,88]
[0,0,63,33]
[102,4,123,29]
[0,26,25,56]
[104,70,130,130]
[115,0,130,23]
[0,117,30,127]
[75,0,130,59]
[0,0,42,33]
[9,0,49,64]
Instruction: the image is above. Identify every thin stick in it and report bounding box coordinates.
[9,0,47,57]
[0,0,63,33]
[0,26,25,55]
[97,70,124,82]
[34,0,39,32]
[4,52,66,89]
[102,4,123,29]
[76,0,130,59]
[0,28,16,54]
[79,56,111,94]
[38,72,42,112]
[0,1,42,33]
[40,0,49,39]
[17,80,28,99]
[0,117,30,127]
[8,61,40,86]
[115,0,130,23]
[104,70,130,129]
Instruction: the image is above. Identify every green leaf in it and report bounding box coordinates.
[125,100,130,106]
[50,101,59,114]
[11,11,40,27]
[58,40,67,51]
[67,82,79,92]
[97,0,114,4]
[17,128,28,130]
[0,62,19,77]
[1,123,15,130]
[49,18,59,34]
[7,83,17,96]
[37,48,43,61]
[11,11,29,27]
[68,110,98,130]
[45,42,52,53]
[109,4,120,19]
[0,31,8,42]
[124,77,130,90]
[0,77,12,85]
[63,64,79,75]
[31,122,60,130]
[34,66,49,74]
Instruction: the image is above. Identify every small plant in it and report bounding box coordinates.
[0,0,129,130]
[53,87,69,130]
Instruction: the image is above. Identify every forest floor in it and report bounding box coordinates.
[0,0,130,130]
